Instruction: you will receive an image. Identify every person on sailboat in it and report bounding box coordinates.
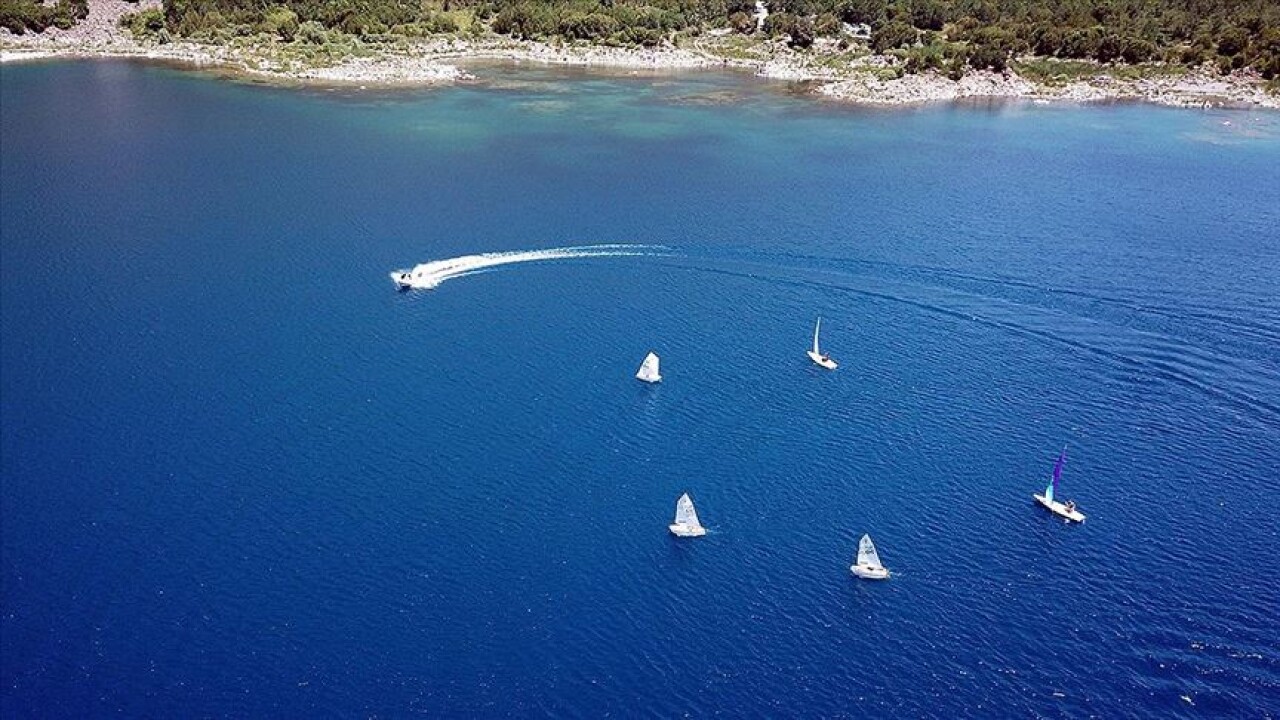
[1064,500,1076,512]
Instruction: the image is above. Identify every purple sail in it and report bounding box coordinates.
[1052,448,1067,493]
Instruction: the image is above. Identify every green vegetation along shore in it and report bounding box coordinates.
[75,0,1280,81]
[4,0,1280,81]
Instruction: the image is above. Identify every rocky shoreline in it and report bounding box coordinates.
[3,0,1277,109]
[812,64,1279,108]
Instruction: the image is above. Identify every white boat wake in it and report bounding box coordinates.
[390,244,664,290]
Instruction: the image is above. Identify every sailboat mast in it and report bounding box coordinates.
[813,317,821,354]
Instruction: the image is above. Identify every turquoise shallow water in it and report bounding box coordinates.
[2,60,1279,717]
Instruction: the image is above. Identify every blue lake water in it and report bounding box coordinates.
[2,60,1279,717]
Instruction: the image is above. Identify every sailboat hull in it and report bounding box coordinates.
[669,523,706,537]
[1034,494,1086,522]
[807,351,838,370]
[850,564,890,580]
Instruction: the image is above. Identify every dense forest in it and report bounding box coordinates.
[4,0,1279,79]
[1,0,86,33]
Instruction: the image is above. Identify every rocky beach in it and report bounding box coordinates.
[3,0,1277,108]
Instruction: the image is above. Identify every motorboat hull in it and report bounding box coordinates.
[1034,494,1086,523]
[807,350,838,370]
[851,564,889,580]
[669,523,706,537]
[390,271,414,290]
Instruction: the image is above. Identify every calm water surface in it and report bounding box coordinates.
[2,60,1279,717]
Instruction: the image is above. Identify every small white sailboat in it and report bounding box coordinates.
[1033,448,1086,523]
[850,534,890,579]
[669,493,706,537]
[636,351,662,383]
[806,317,837,370]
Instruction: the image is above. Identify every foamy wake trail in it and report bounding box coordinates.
[390,245,664,289]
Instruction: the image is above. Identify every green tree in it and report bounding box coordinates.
[1121,36,1157,64]
[835,0,885,26]
[559,12,617,41]
[1030,23,1061,56]
[814,12,840,37]
[763,11,796,39]
[908,0,945,31]
[260,5,299,41]
[1059,28,1101,59]
[1217,27,1248,57]
[966,26,1019,71]
[1095,33,1124,63]
[872,19,916,53]
[789,15,814,47]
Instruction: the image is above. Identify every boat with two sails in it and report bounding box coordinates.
[1034,448,1085,523]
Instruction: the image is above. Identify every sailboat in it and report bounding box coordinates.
[636,351,662,383]
[669,493,706,537]
[1033,448,1086,523]
[850,534,889,579]
[806,317,838,370]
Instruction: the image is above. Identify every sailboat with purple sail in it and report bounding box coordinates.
[1033,448,1086,523]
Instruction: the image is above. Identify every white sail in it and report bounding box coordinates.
[812,317,822,355]
[636,352,662,383]
[674,493,701,528]
[857,534,882,569]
